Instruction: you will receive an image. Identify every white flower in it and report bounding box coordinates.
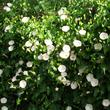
[26,61,33,67]
[59,77,70,86]
[21,17,30,23]
[61,72,67,77]
[70,54,76,61]
[19,80,27,88]
[42,53,49,61]
[94,43,102,51]
[31,31,37,36]
[86,73,94,82]
[59,51,70,59]
[15,71,19,76]
[5,25,12,32]
[66,106,72,110]
[12,76,16,82]
[99,32,109,40]
[17,68,21,74]
[18,60,24,65]
[38,54,43,60]
[85,104,93,110]
[58,65,66,73]
[79,29,86,36]
[1,106,8,110]
[86,91,90,94]
[0,69,3,76]
[23,71,28,76]
[78,72,82,76]
[102,99,110,107]
[91,78,99,87]
[70,51,76,61]
[31,46,36,51]
[47,45,55,54]
[0,97,7,104]
[8,46,14,51]
[58,76,67,84]
[35,40,39,45]
[73,40,82,47]
[60,14,68,20]
[7,3,12,7]
[55,87,59,91]
[58,9,64,16]
[62,26,70,32]
[16,68,22,74]
[8,40,14,45]
[3,6,11,12]
[58,76,65,81]
[44,39,53,46]
[58,8,66,16]
[63,79,71,86]
[25,41,32,47]
[10,84,16,89]
[63,44,71,52]
[70,82,78,90]
[75,18,81,22]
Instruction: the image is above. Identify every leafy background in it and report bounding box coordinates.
[0,0,110,110]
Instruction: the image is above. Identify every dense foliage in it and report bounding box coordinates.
[0,0,110,110]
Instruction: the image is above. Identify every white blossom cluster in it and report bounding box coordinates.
[0,97,8,110]
[8,40,15,51]
[11,68,22,82]
[3,3,12,12]
[86,73,99,87]
[38,39,54,61]
[24,40,39,52]
[58,7,68,20]
[11,60,32,88]
[44,39,55,54]
[58,64,70,86]
[59,44,71,59]
[11,68,27,89]
[84,99,110,110]
[59,44,76,61]
[58,65,78,89]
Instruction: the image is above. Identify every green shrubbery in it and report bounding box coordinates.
[1,0,110,110]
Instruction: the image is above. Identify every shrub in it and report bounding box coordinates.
[0,0,110,110]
